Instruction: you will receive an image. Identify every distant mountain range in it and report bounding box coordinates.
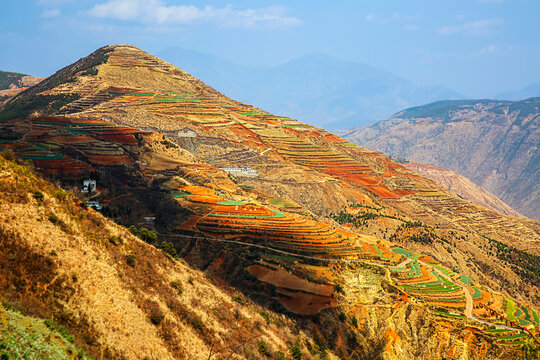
[496,83,540,101]
[0,70,43,101]
[158,47,464,130]
[344,98,540,220]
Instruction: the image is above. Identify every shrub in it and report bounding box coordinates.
[190,316,204,330]
[159,241,178,258]
[125,254,136,267]
[32,190,44,202]
[148,301,164,325]
[338,312,346,322]
[289,345,302,360]
[1,352,9,360]
[129,226,157,242]
[273,351,286,360]
[258,340,270,356]
[170,280,183,295]
[48,213,60,225]
[352,316,358,327]
[260,311,271,324]
[232,295,245,306]
[44,319,56,329]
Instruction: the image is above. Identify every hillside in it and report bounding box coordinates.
[158,47,463,129]
[344,99,540,220]
[0,44,538,359]
[0,154,341,359]
[402,161,522,218]
[0,70,43,102]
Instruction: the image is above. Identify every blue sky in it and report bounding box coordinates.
[1,0,539,97]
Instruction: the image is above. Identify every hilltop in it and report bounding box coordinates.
[344,98,540,220]
[158,47,463,129]
[0,44,538,359]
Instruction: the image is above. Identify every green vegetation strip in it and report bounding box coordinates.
[470,287,482,299]
[217,200,248,205]
[505,298,517,321]
[432,311,465,318]
[391,247,419,259]
[20,153,64,160]
[210,210,286,219]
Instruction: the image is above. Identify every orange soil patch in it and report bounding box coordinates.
[247,264,333,297]
[179,185,216,196]
[32,158,92,176]
[418,255,437,264]
[277,288,334,315]
[427,300,466,308]
[365,184,399,198]
[178,215,202,231]
[473,289,492,306]
[295,264,337,282]
[344,175,379,186]
[393,189,415,196]
[186,195,220,204]
[50,135,97,144]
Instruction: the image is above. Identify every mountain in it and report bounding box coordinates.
[0,44,538,359]
[343,98,540,220]
[0,70,43,101]
[402,161,522,217]
[497,83,540,100]
[158,47,464,130]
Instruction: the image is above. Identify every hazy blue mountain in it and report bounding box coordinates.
[496,83,540,101]
[158,47,463,130]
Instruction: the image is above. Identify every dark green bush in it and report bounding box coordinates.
[125,254,136,267]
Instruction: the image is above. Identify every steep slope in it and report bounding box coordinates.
[344,99,540,220]
[158,48,463,129]
[402,161,522,217]
[0,44,538,359]
[0,155,341,360]
[0,70,43,102]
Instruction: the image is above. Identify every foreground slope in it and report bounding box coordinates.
[0,155,337,360]
[344,99,540,220]
[0,45,539,358]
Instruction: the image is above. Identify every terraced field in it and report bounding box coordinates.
[172,185,394,260]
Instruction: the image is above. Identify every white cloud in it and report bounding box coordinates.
[39,8,61,18]
[364,12,418,24]
[479,44,497,54]
[86,0,302,29]
[403,24,419,32]
[437,18,503,37]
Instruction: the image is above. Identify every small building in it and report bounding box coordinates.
[177,128,198,138]
[219,166,259,177]
[82,179,97,192]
